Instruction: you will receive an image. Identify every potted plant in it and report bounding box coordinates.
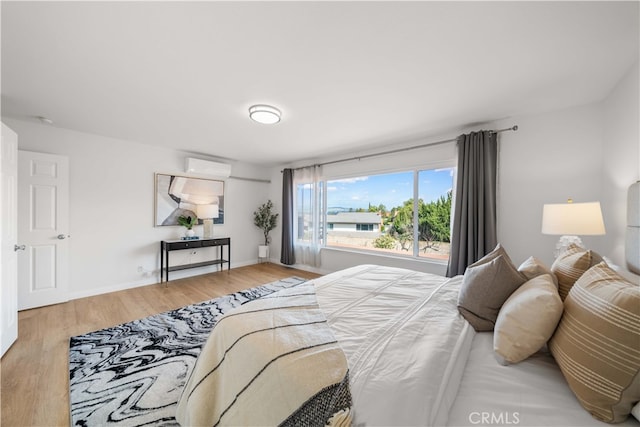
[178,214,198,238]
[253,200,278,259]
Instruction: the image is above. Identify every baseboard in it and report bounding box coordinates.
[67,259,257,301]
[68,279,154,301]
[270,260,330,276]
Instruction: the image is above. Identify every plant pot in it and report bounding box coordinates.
[258,245,269,259]
[185,229,195,238]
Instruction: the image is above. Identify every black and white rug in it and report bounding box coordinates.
[69,277,307,427]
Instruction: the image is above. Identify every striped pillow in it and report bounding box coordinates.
[549,262,640,423]
[551,245,593,300]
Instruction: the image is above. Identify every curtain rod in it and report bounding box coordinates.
[284,125,518,172]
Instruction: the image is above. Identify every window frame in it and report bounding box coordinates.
[315,161,456,263]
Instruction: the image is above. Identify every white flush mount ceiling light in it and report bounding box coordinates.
[249,104,281,125]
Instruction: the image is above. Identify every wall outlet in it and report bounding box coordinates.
[138,266,153,277]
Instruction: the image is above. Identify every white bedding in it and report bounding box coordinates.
[313,264,474,426]
[181,263,639,426]
[448,333,639,427]
[312,264,640,427]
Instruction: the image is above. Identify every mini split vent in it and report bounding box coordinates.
[185,158,232,178]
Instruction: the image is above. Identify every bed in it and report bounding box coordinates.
[315,263,639,427]
[177,236,640,426]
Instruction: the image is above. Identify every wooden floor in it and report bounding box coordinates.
[0,263,320,427]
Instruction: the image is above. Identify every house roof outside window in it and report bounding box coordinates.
[327,212,381,225]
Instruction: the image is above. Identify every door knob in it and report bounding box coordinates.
[57,234,68,240]
[14,244,26,251]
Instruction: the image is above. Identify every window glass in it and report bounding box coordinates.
[295,181,324,245]
[326,172,413,254]
[324,168,454,261]
[296,182,313,242]
[417,168,454,260]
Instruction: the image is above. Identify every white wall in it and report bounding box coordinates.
[602,61,640,270]
[6,118,270,299]
[495,104,605,267]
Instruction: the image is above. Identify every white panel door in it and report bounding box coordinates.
[18,151,70,310]
[1,123,19,357]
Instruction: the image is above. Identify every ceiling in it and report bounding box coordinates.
[2,1,638,167]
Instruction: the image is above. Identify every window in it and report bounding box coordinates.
[356,224,374,231]
[295,181,324,244]
[417,168,454,260]
[320,168,454,261]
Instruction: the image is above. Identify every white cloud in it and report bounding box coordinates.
[331,176,369,184]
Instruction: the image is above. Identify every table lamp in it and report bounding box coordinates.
[196,204,219,239]
[541,199,605,257]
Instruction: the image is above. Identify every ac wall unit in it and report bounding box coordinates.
[185,158,232,177]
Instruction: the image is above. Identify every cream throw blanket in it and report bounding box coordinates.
[175,282,352,426]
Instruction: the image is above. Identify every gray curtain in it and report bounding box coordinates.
[446,131,498,277]
[280,168,296,265]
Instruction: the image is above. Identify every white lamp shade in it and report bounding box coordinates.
[196,204,219,219]
[541,201,605,235]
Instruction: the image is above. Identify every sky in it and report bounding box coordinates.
[326,168,454,212]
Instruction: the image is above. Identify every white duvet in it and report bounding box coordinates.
[448,333,640,427]
[311,264,640,427]
[312,264,474,426]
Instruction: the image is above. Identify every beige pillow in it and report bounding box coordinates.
[494,274,563,364]
[549,262,640,423]
[551,244,593,300]
[458,253,527,332]
[518,256,558,288]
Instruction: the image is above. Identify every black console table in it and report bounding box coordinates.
[160,237,230,282]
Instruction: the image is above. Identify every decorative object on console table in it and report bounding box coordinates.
[197,204,219,239]
[541,199,606,257]
[177,215,198,239]
[253,200,278,261]
[160,237,230,283]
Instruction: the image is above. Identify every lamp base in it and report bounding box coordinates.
[203,219,214,239]
[554,235,584,258]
